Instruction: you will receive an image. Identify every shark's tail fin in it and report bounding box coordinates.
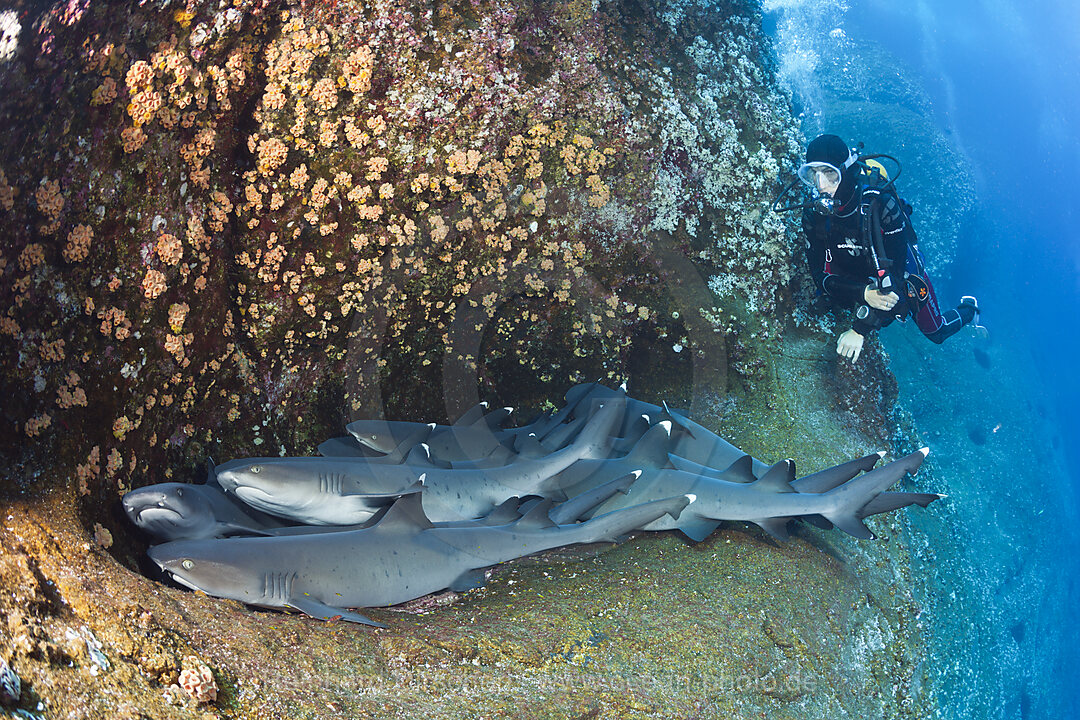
[792,451,885,494]
[572,391,627,461]
[859,491,945,519]
[822,449,928,539]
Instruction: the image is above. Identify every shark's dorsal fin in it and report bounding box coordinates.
[564,381,598,406]
[625,421,672,467]
[404,443,450,469]
[375,493,434,530]
[721,454,756,483]
[382,425,435,463]
[205,457,218,487]
[751,460,796,493]
[514,433,548,459]
[453,402,488,427]
[484,406,513,428]
[483,497,524,525]
[661,401,698,440]
[515,498,557,529]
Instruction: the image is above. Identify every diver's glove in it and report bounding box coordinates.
[864,284,900,311]
[837,328,865,363]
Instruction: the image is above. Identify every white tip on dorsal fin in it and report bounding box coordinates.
[418,472,427,485]
[751,460,796,493]
[619,380,628,392]
[685,493,697,504]
[918,447,930,457]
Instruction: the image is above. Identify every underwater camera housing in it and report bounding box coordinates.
[771,146,903,216]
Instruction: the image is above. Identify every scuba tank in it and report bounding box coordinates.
[772,146,906,292]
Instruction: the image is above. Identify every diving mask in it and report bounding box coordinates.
[796,162,842,196]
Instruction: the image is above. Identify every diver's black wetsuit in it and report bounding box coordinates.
[802,183,970,344]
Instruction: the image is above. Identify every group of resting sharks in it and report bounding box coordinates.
[122,383,943,628]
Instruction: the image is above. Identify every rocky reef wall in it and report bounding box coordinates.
[0,0,938,717]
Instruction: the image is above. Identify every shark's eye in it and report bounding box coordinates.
[251,466,262,474]
[370,434,378,441]
[176,488,183,496]
[182,560,195,570]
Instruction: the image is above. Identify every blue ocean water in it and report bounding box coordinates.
[763,0,1080,717]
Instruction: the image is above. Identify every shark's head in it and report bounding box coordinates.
[122,483,216,541]
[148,540,261,600]
[213,460,309,517]
[345,420,400,454]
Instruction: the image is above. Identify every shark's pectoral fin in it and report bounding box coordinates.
[287,596,387,628]
[449,568,488,592]
[752,517,792,541]
[678,515,722,542]
[217,522,274,537]
[824,513,874,540]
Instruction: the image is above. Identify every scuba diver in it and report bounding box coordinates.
[777,133,980,363]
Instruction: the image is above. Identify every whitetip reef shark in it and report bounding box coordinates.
[129,383,948,626]
[148,491,691,627]
[213,392,626,524]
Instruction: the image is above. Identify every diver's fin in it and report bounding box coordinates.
[449,568,488,592]
[678,515,722,542]
[753,517,791,541]
[750,460,796,493]
[288,596,386,628]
